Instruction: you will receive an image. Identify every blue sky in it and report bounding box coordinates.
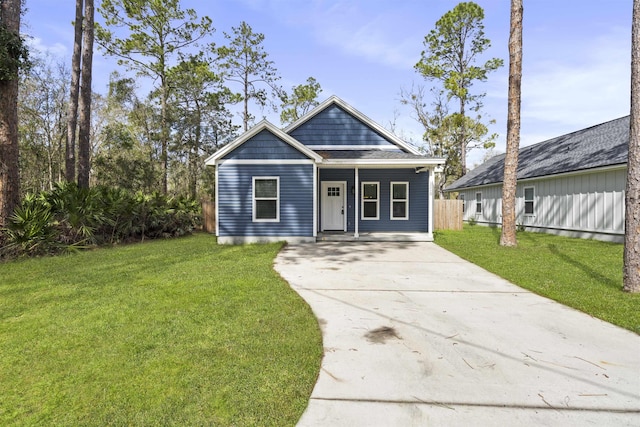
[23,0,632,167]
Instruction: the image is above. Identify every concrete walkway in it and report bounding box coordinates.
[274,242,640,426]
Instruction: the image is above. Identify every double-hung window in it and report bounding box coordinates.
[390,182,409,220]
[253,177,279,222]
[475,192,482,214]
[524,187,535,215]
[459,194,466,213]
[361,182,379,220]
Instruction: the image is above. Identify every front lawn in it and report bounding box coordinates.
[0,234,322,426]
[435,226,640,334]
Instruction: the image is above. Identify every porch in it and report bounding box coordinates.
[316,231,434,242]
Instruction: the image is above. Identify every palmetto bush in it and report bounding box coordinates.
[2,183,202,258]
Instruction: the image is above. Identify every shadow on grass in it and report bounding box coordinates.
[547,243,621,290]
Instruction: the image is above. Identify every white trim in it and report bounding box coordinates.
[475,191,482,215]
[284,96,422,155]
[218,159,315,165]
[215,166,219,237]
[253,176,280,222]
[354,168,359,237]
[205,120,323,165]
[306,145,401,151]
[218,235,316,244]
[361,181,380,220]
[321,181,347,231]
[390,181,409,220]
[313,164,318,237]
[428,170,434,235]
[446,164,627,192]
[321,159,442,167]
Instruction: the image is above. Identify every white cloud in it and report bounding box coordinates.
[521,27,630,128]
[26,36,68,58]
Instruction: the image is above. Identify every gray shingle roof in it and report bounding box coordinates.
[446,116,630,191]
[316,150,431,160]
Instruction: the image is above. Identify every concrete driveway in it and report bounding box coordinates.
[274,242,640,426]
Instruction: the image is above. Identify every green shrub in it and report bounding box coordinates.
[1,184,202,258]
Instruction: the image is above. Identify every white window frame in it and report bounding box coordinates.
[459,194,466,213]
[252,176,280,222]
[361,181,379,220]
[390,181,409,220]
[524,186,535,216]
[475,192,482,215]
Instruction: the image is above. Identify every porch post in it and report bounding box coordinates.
[354,167,359,238]
[313,164,318,237]
[428,166,434,236]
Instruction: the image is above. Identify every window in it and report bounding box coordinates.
[361,182,379,220]
[390,182,409,220]
[475,192,482,214]
[524,187,535,215]
[459,194,466,213]
[253,177,279,222]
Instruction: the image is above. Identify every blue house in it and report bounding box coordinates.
[205,96,443,244]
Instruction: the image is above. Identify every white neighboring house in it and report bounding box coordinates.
[445,116,629,242]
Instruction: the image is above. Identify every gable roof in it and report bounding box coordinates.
[284,95,422,155]
[204,120,323,165]
[446,116,630,191]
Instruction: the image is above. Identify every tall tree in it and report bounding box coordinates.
[66,0,83,182]
[415,1,503,177]
[0,0,28,227]
[218,21,281,131]
[97,0,213,194]
[77,0,94,188]
[500,0,524,247]
[280,77,322,126]
[624,0,640,293]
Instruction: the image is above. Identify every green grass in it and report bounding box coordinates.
[435,225,640,334]
[0,234,322,426]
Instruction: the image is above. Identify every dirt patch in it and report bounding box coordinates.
[365,326,401,344]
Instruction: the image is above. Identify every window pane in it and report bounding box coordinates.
[363,183,377,199]
[256,200,277,219]
[363,201,377,218]
[392,183,407,200]
[255,179,277,198]
[524,187,534,201]
[393,201,406,218]
[525,201,534,215]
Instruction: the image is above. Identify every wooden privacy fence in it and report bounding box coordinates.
[201,200,216,233]
[434,199,463,231]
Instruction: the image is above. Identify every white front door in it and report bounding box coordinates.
[321,181,346,231]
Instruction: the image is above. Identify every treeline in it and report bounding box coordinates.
[18,2,322,200]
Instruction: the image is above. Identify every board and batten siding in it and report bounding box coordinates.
[217,164,314,240]
[457,167,626,242]
[289,104,397,148]
[319,168,429,232]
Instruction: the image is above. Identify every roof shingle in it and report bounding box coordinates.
[446,116,629,191]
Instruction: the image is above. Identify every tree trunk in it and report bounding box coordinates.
[161,78,168,194]
[499,0,523,247]
[624,0,640,293]
[66,0,83,183]
[77,0,94,188]
[0,0,22,228]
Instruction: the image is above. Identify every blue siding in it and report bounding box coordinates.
[223,129,310,160]
[218,164,314,237]
[319,168,429,232]
[289,104,397,147]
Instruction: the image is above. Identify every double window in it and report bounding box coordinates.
[475,192,482,214]
[361,182,379,220]
[390,182,409,220]
[253,177,279,222]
